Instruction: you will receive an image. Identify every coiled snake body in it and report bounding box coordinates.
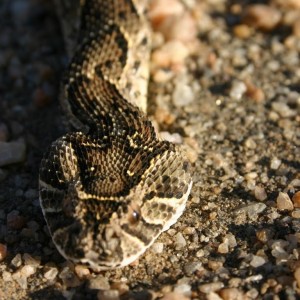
[39,0,192,271]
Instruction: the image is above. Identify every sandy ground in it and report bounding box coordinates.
[0,0,299,299]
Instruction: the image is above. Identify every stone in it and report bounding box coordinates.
[254,186,267,201]
[0,243,7,261]
[0,122,9,142]
[250,255,266,268]
[97,290,120,300]
[270,157,281,170]
[12,270,27,289]
[151,242,164,254]
[44,267,59,281]
[235,202,266,219]
[11,253,22,268]
[219,288,245,300]
[0,140,26,166]
[229,80,247,100]
[276,192,294,211]
[7,210,26,230]
[292,191,300,208]
[198,282,224,293]
[20,265,36,277]
[272,102,296,118]
[183,261,202,275]
[89,275,110,290]
[294,267,300,288]
[23,253,41,266]
[175,232,187,249]
[74,265,90,279]
[161,292,190,300]
[173,283,192,296]
[59,267,81,288]
[242,5,281,31]
[173,83,194,107]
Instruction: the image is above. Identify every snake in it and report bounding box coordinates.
[39,0,193,271]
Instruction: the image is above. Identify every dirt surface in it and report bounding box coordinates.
[0,0,299,299]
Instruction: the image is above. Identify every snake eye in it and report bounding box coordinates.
[127,204,141,225]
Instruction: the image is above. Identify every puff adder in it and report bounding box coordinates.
[39,0,192,271]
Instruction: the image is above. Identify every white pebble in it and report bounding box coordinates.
[235,202,267,219]
[272,102,296,117]
[175,232,187,249]
[270,157,281,170]
[44,267,59,281]
[173,83,194,107]
[198,282,224,293]
[151,242,164,254]
[250,255,266,267]
[20,265,36,277]
[2,271,12,282]
[276,192,294,211]
[229,80,247,100]
[174,283,192,296]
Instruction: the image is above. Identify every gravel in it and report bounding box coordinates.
[0,0,299,299]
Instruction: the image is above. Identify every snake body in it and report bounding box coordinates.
[39,0,192,271]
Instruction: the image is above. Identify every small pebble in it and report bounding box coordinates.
[175,232,187,249]
[7,210,26,230]
[59,267,81,288]
[270,157,281,170]
[291,210,300,218]
[11,253,22,268]
[110,282,129,296]
[97,290,120,300]
[294,267,300,288]
[75,265,90,279]
[33,87,52,108]
[276,192,294,211]
[0,122,9,142]
[173,83,194,107]
[198,282,224,294]
[2,271,12,282]
[229,80,247,100]
[256,228,274,243]
[149,0,184,28]
[218,241,229,254]
[44,267,59,281]
[0,243,7,261]
[0,169,7,182]
[292,191,300,208]
[235,202,266,219]
[159,132,183,144]
[183,261,202,275]
[89,275,110,290]
[272,102,296,118]
[254,186,267,201]
[173,283,192,296]
[152,40,189,69]
[242,5,281,31]
[233,24,252,39]
[250,255,266,268]
[23,253,40,266]
[219,288,245,300]
[0,140,26,167]
[245,81,265,103]
[161,292,190,300]
[12,271,27,289]
[151,242,164,254]
[20,265,36,277]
